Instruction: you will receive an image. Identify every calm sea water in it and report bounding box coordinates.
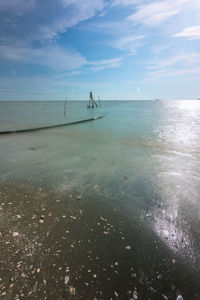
[0,100,200,299]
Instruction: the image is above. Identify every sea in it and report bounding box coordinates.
[0,100,200,299]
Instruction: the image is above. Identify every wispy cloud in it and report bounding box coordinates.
[151,43,172,55]
[112,35,145,54]
[146,66,200,82]
[145,53,200,81]
[89,57,123,71]
[127,1,180,26]
[0,45,87,70]
[147,53,200,70]
[173,25,200,40]
[0,44,123,73]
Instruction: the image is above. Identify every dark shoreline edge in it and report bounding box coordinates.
[0,115,104,135]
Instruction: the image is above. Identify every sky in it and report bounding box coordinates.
[0,0,200,100]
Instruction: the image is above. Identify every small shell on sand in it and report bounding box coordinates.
[64,275,69,285]
[12,232,19,237]
[69,286,75,295]
[133,290,138,299]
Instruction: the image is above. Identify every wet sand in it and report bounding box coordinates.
[0,180,199,299]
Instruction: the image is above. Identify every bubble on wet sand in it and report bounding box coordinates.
[125,245,131,250]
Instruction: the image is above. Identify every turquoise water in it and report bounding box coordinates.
[0,101,102,131]
[0,100,200,299]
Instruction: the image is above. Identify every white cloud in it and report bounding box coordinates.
[40,0,106,40]
[123,0,200,31]
[127,1,180,26]
[173,25,200,40]
[0,0,106,45]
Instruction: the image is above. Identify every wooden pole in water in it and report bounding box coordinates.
[98,96,101,107]
[64,97,67,116]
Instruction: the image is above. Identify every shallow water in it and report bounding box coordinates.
[0,100,200,299]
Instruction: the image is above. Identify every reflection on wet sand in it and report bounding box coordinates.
[0,179,199,299]
[149,101,200,268]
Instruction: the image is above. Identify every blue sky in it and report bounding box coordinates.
[0,0,200,100]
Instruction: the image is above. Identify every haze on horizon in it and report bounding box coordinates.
[0,0,200,101]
